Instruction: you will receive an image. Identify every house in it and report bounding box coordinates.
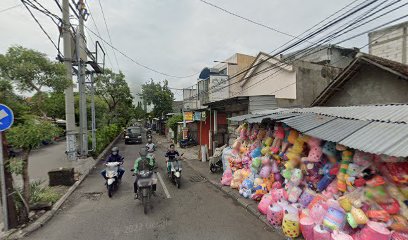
[312,53,408,106]
[368,21,408,64]
[237,45,358,108]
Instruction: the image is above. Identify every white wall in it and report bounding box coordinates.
[239,60,296,99]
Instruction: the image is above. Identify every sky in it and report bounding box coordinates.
[1,0,407,100]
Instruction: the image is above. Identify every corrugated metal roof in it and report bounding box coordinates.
[280,113,336,132]
[339,122,408,157]
[295,104,408,123]
[228,113,260,122]
[305,118,370,143]
[246,112,299,123]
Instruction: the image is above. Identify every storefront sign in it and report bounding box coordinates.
[201,111,206,121]
[193,112,201,121]
[184,111,193,121]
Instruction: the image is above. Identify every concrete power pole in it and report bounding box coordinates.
[77,0,88,157]
[62,0,77,160]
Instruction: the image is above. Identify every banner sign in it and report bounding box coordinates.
[184,111,193,121]
[193,112,201,121]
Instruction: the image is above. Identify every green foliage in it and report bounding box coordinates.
[134,101,147,120]
[0,46,69,93]
[29,181,61,204]
[6,158,24,175]
[166,114,183,141]
[94,69,135,125]
[7,119,62,151]
[0,79,30,124]
[90,124,121,157]
[140,79,174,118]
[30,92,66,119]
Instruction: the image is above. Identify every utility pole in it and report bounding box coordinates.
[90,73,96,152]
[62,0,77,160]
[77,0,88,157]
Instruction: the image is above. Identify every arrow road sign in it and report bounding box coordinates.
[0,104,14,132]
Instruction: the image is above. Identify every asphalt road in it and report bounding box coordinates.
[24,138,279,240]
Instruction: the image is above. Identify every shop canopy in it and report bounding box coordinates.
[234,104,408,157]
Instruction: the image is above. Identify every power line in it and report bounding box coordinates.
[83,25,200,78]
[198,0,309,41]
[184,0,379,101]
[84,1,115,71]
[20,0,62,56]
[0,4,22,14]
[97,0,120,72]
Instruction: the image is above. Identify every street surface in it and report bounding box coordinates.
[23,138,279,240]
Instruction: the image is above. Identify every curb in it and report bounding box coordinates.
[4,133,123,239]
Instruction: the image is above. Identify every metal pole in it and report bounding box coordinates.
[62,0,77,160]
[90,73,96,152]
[0,133,8,231]
[77,1,88,157]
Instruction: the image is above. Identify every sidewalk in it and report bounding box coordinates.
[154,134,286,238]
[1,140,96,232]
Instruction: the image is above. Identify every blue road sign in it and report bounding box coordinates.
[0,104,14,132]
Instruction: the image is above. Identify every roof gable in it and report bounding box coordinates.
[240,52,293,87]
[312,53,408,106]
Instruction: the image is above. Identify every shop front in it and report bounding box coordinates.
[220,105,408,239]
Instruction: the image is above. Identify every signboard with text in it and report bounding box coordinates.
[184,111,193,121]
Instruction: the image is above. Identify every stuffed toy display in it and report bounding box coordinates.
[219,121,408,240]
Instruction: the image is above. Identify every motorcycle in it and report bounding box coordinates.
[179,137,197,148]
[104,162,122,198]
[167,154,183,188]
[132,169,156,214]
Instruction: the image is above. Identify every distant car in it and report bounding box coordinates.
[125,127,143,144]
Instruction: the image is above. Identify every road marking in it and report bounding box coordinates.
[157,172,171,199]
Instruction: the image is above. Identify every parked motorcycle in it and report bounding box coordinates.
[179,137,197,148]
[167,154,183,188]
[104,162,122,198]
[132,169,156,214]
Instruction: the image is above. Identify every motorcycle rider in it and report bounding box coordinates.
[101,147,125,181]
[133,149,156,198]
[165,144,180,175]
[146,139,155,152]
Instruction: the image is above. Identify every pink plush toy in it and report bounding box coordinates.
[259,165,272,178]
[258,193,274,215]
[221,169,233,186]
[267,204,284,227]
[270,188,288,203]
[308,146,323,162]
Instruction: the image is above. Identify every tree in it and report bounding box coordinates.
[94,69,134,125]
[30,92,66,119]
[0,79,30,124]
[166,114,183,141]
[7,119,61,222]
[140,79,174,118]
[134,101,146,120]
[0,46,69,93]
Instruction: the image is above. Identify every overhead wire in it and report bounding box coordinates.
[0,3,22,14]
[183,0,380,101]
[228,1,407,99]
[84,1,115,71]
[97,0,120,72]
[198,0,311,42]
[20,0,62,56]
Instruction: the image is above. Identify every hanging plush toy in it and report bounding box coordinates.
[270,123,284,154]
[280,124,291,155]
[337,150,353,192]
